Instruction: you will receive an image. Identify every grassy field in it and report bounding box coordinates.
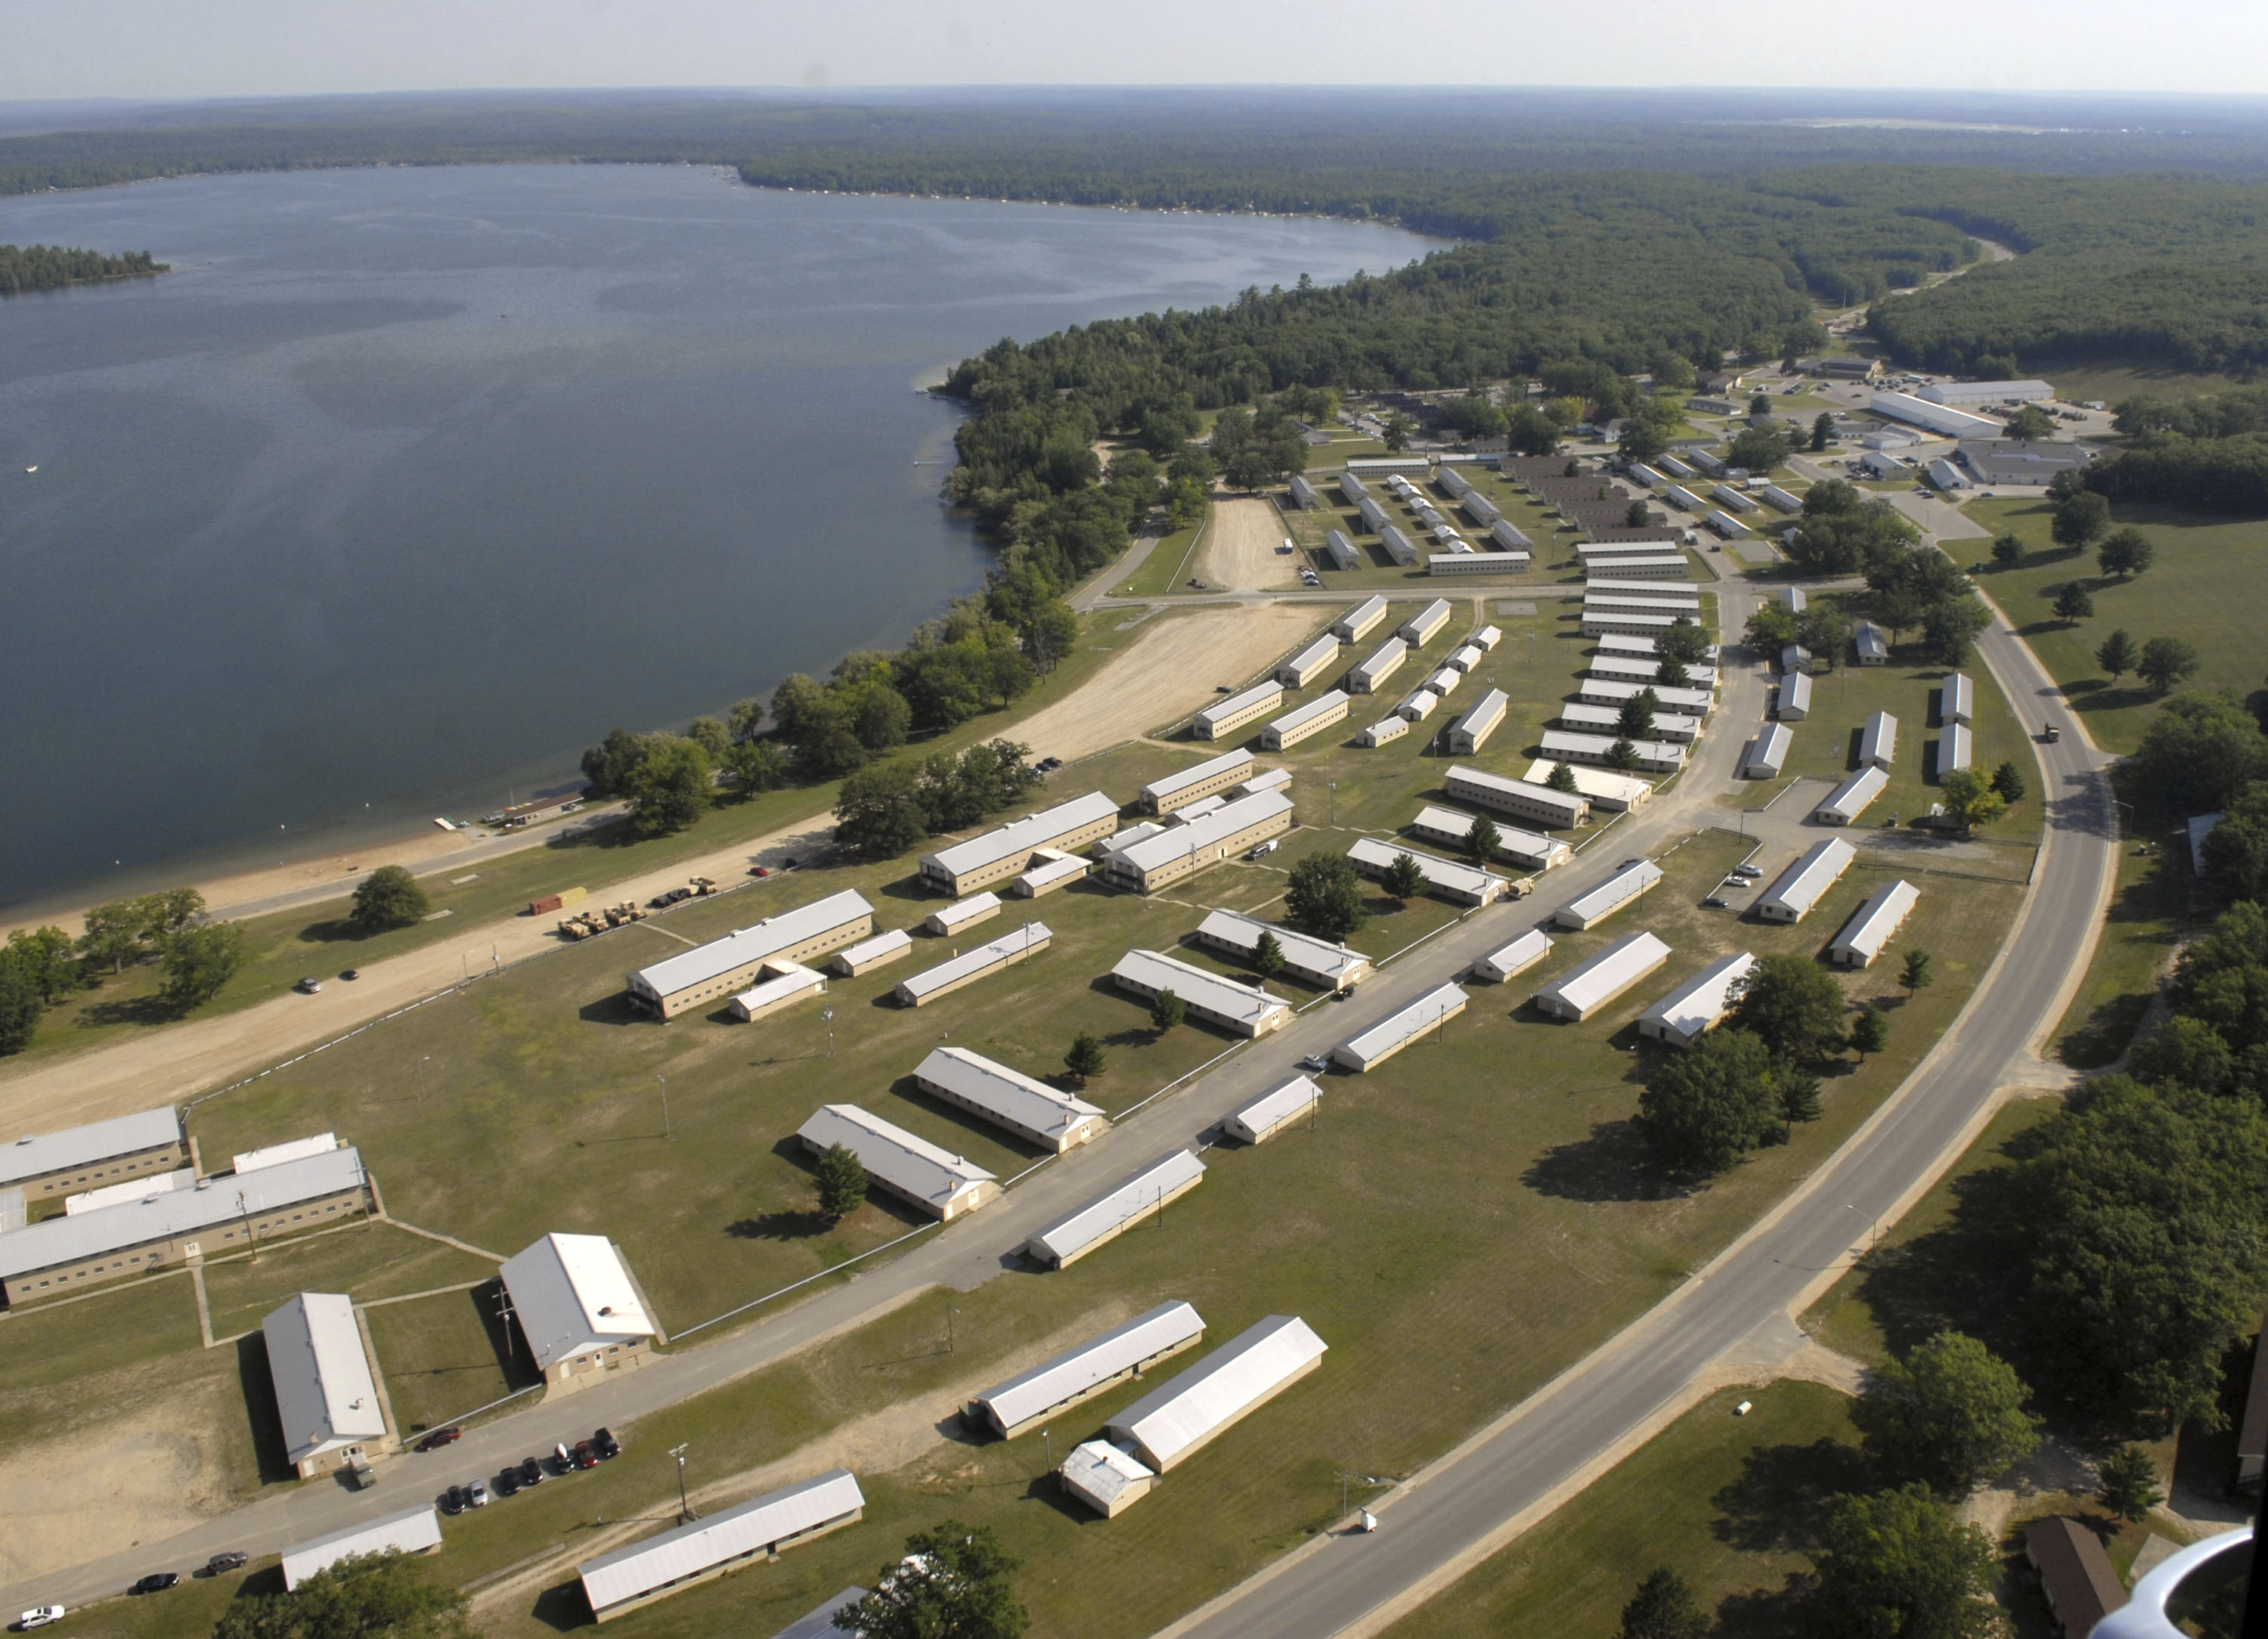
[2053,823,2197,1068]
[1965,496,2268,755]
[1113,513,1208,599]
[1382,1382,1861,1639]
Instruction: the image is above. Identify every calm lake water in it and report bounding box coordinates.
[0,166,1429,913]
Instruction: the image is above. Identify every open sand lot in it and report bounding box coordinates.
[1192,497,1303,592]
[1004,601,1325,758]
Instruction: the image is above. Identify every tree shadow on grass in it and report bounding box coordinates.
[726,1210,829,1241]
[1713,1573,1820,1639]
[1520,1118,1691,1202]
[76,992,190,1028]
[1712,1438,1874,1555]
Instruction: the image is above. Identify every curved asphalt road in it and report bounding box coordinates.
[1157,569,2118,1637]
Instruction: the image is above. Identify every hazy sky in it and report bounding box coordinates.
[10,0,2267,101]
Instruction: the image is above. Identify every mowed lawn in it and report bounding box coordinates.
[1966,496,2268,754]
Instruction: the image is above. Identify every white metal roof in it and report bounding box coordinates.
[834,928,913,971]
[1107,791,1293,875]
[1861,709,1898,761]
[263,1292,386,1464]
[1940,723,1972,773]
[915,1047,1103,1147]
[1539,730,1684,771]
[1561,703,1701,739]
[1022,1151,1206,1264]
[1352,635,1410,677]
[1832,880,1922,963]
[1235,767,1294,797]
[499,1232,655,1372]
[1399,598,1454,642]
[1143,750,1254,806]
[1061,1441,1154,1510]
[0,1146,366,1280]
[1780,671,1814,715]
[281,1504,442,1591]
[1476,929,1556,983]
[922,793,1120,880]
[795,1105,996,1213]
[1338,983,1470,1067]
[1562,860,1663,925]
[1597,634,1658,655]
[1445,765,1589,824]
[1817,766,1889,822]
[1941,671,1975,723]
[1424,665,1462,696]
[1585,579,1699,603]
[1347,837,1506,900]
[894,922,1053,1002]
[1591,655,1718,686]
[1111,949,1290,1032]
[927,893,1002,934]
[1228,1077,1321,1141]
[767,1589,872,1639]
[1267,690,1352,736]
[1759,838,1857,919]
[1016,854,1092,894]
[1870,390,2000,437]
[234,1132,339,1176]
[1454,688,1508,738]
[66,1167,193,1215]
[1536,931,1672,1017]
[1281,636,1341,680]
[577,1470,866,1613]
[1641,953,1756,1043]
[1195,909,1368,987]
[629,891,875,999]
[1577,678,1714,714]
[0,1105,179,1188]
[1520,760,1655,809]
[978,1300,1206,1432]
[1335,594,1390,636]
[1918,378,2053,405]
[1108,1315,1328,1470]
[1745,723,1793,774]
[1491,520,1533,550]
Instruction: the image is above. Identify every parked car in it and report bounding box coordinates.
[129,1575,179,1596]
[552,1443,577,1475]
[593,1428,621,1460]
[339,968,360,981]
[417,1428,460,1452]
[493,1469,520,1498]
[518,1457,544,1488]
[1703,896,1730,909]
[19,1606,66,1629]
[203,1553,247,1576]
[467,1479,489,1507]
[440,1486,466,1516]
[1298,1055,1330,1074]
[293,978,322,995]
[1247,839,1280,860]
[572,1442,598,1470]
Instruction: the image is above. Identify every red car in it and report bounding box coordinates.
[572,1441,598,1470]
[417,1428,461,1453]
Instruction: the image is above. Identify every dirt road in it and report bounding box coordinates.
[1192,497,1302,592]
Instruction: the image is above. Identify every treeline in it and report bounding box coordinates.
[0,243,165,294]
[1,888,248,1055]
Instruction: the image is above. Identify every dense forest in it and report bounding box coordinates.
[0,243,164,293]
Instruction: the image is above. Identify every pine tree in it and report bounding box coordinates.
[1849,1005,1889,1061]
[2098,1445,2164,1522]
[1148,988,1185,1032]
[1064,1032,1106,1085]
[1383,851,1427,903]
[814,1143,868,1222]
[1252,931,1287,979]
[1900,950,1934,998]
[1468,813,1501,863]
[1778,1070,1824,1128]
[2096,627,2139,683]
[1548,760,1581,793]
[1991,761,2026,804]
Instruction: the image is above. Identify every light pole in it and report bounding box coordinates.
[821,1005,835,1057]
[946,1306,960,1353]
[658,1073,671,1140]
[1847,1201,1879,1247]
[1328,779,1337,825]
[669,1442,695,1523]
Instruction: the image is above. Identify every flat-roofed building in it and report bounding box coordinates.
[1024,1154,1206,1270]
[1100,791,1294,894]
[1938,723,1972,775]
[1447,688,1509,754]
[925,893,1002,937]
[1278,636,1342,689]
[1756,838,1857,923]
[1142,750,1256,815]
[1263,690,1351,751]
[1357,716,1409,747]
[1870,390,2000,438]
[627,891,877,1018]
[1107,1314,1326,1471]
[978,1302,1207,1443]
[1520,760,1655,812]
[1539,729,1684,775]
[1346,632,1418,694]
[1060,1441,1155,1517]
[914,1046,1107,1154]
[1111,948,1292,1037]
[1815,766,1889,826]
[1557,859,1663,930]
[1582,610,1678,639]
[1860,710,1898,768]
[1638,953,1756,1049]
[1397,686,1440,722]
[500,1232,658,1391]
[1919,378,2055,406]
[1227,1077,1322,1145]
[1560,702,1701,743]
[1957,438,2092,487]
[1533,931,1672,1021]
[1830,880,1920,968]
[1473,929,1554,984]
[795,1105,998,1222]
[1287,474,1318,510]
[1333,595,1390,642]
[1399,599,1454,646]
[1347,838,1510,906]
[1854,621,1891,665]
[0,1107,186,1204]
[263,1292,393,1478]
[1379,523,1419,564]
[1194,909,1373,990]
[830,929,912,977]
[1777,670,1814,720]
[1195,681,1288,742]
[1743,724,1793,779]
[729,960,828,1024]
[1334,983,1469,1071]
[0,1146,370,1306]
[1941,671,1975,726]
[578,1471,865,1624]
[1013,853,1092,898]
[894,922,1054,1006]
[1491,520,1533,552]
[1323,528,1360,569]
[1446,765,1591,829]
[1582,553,1690,581]
[283,1506,442,1593]
[1576,677,1715,717]
[1408,806,1569,871]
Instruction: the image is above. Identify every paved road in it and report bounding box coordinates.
[1155,550,2117,1639]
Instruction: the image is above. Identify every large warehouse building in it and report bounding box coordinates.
[918,792,1122,896]
[499,1232,658,1393]
[624,891,876,1019]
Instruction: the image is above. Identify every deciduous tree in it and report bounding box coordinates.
[1728,953,1849,1065]
[212,1548,471,1639]
[2053,582,2095,624]
[158,922,249,1010]
[832,763,929,859]
[1850,1005,1889,1061]
[2130,691,2268,814]
[1813,1485,2006,1639]
[3,927,80,1004]
[2138,635,2201,692]
[1939,768,2009,832]
[837,1520,1027,1639]
[1616,1568,1709,1639]
[621,736,713,837]
[1637,1027,1781,1174]
[1991,531,2025,568]
[1853,1331,2043,1493]
[2097,527,2155,580]
[2051,490,2111,551]
[0,962,41,1055]
[1659,615,1711,667]
[1286,852,1368,940]
[350,865,428,932]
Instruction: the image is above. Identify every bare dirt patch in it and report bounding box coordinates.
[1009,603,1326,760]
[1192,497,1301,592]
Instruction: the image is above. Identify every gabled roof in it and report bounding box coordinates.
[578,1471,865,1613]
[282,1505,442,1591]
[977,1300,1205,1431]
[923,793,1120,879]
[0,1105,179,1187]
[499,1233,655,1371]
[796,1105,995,1213]
[1108,1315,1327,1470]
[629,891,874,998]
[263,1292,387,1463]
[914,1047,1103,1147]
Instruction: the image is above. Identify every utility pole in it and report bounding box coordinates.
[658,1073,671,1140]
[947,1306,960,1353]
[821,1005,835,1057]
[669,1443,695,1523]
[237,1190,259,1262]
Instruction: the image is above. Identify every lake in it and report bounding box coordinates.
[0,166,1430,914]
